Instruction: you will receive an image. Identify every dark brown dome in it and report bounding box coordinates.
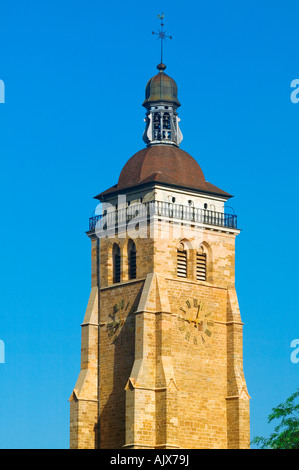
[118,145,205,190]
[95,145,232,200]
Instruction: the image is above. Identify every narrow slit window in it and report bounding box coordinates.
[177,248,187,278]
[128,240,137,280]
[113,244,121,283]
[196,252,206,281]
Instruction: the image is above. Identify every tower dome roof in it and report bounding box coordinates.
[95,145,232,199]
[118,145,203,189]
[143,63,180,108]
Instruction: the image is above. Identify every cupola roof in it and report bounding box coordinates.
[143,63,180,108]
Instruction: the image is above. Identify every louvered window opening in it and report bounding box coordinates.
[113,250,121,283]
[177,250,187,278]
[129,249,137,280]
[196,253,206,281]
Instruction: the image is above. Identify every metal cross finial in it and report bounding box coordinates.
[152,13,172,65]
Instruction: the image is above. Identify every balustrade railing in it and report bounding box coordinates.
[89,201,237,231]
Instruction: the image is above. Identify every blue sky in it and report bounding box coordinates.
[0,0,298,448]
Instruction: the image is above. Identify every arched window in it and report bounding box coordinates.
[153,112,161,140]
[162,112,171,140]
[177,242,187,278]
[128,240,136,280]
[196,246,206,281]
[113,244,121,283]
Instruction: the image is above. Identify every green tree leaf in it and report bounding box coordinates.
[251,389,299,449]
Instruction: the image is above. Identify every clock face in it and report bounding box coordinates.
[106,299,135,344]
[177,298,214,347]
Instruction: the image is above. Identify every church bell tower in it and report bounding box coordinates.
[70,38,250,449]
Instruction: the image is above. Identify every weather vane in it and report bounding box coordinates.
[152,13,172,64]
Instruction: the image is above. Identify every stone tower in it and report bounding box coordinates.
[69,62,250,449]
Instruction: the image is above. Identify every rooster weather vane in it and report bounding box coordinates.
[152,13,172,64]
